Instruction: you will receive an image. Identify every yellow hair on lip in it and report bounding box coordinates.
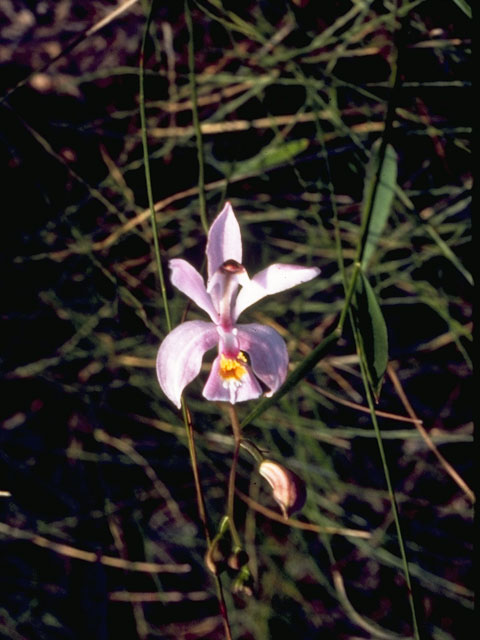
[219,352,247,382]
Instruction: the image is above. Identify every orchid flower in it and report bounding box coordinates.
[156,202,320,408]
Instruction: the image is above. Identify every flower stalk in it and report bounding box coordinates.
[226,403,243,549]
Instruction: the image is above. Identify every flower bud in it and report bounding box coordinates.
[232,565,254,599]
[259,460,306,518]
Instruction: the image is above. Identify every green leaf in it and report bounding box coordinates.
[451,0,471,18]
[254,138,309,170]
[361,142,398,270]
[218,138,309,178]
[353,271,389,401]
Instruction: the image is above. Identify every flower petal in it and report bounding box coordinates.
[237,323,289,396]
[156,321,218,408]
[206,202,242,280]
[234,263,320,319]
[202,355,263,404]
[169,259,218,323]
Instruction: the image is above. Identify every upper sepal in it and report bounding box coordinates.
[206,202,242,280]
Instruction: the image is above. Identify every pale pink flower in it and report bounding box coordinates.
[156,202,320,408]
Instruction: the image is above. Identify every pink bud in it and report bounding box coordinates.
[259,460,306,518]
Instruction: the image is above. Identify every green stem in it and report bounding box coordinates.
[182,402,233,640]
[139,0,171,332]
[185,0,209,234]
[181,402,210,539]
[227,404,243,549]
[353,320,420,640]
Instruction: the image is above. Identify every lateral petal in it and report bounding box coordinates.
[234,263,320,319]
[169,259,218,323]
[237,323,289,396]
[156,321,218,408]
[206,202,242,280]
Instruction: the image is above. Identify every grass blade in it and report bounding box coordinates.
[353,271,389,402]
[361,142,398,270]
[450,0,472,18]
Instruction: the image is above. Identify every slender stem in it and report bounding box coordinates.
[185,0,209,234]
[182,403,233,640]
[182,403,210,538]
[139,1,171,331]
[353,322,420,640]
[227,404,243,549]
